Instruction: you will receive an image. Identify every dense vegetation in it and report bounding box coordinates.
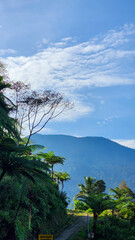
[70,216,135,240]
[0,65,70,240]
[1,63,135,240]
[73,177,135,240]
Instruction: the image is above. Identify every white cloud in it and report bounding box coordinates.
[55,100,94,122]
[42,38,49,44]
[54,41,68,47]
[97,116,119,125]
[0,49,17,56]
[2,24,135,121]
[112,139,135,149]
[61,37,73,42]
[37,38,50,49]
[22,127,55,138]
[6,25,135,89]
[102,24,135,47]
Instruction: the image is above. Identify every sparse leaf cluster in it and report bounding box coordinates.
[9,81,72,145]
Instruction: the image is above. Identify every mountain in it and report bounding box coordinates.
[31,134,135,200]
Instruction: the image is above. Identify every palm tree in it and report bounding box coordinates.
[0,138,49,182]
[42,151,65,179]
[77,176,106,196]
[59,172,71,191]
[54,171,71,191]
[77,193,114,239]
[0,138,50,240]
[75,176,110,238]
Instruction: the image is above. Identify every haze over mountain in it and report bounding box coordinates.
[31,134,135,200]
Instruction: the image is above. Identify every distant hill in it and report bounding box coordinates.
[31,134,135,200]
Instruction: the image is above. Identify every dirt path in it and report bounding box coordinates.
[54,215,87,240]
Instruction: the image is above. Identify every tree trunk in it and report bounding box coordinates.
[0,169,6,182]
[25,133,31,146]
[93,212,98,240]
[52,165,54,179]
[62,181,64,192]
[29,207,32,230]
[3,223,16,240]
[57,178,60,190]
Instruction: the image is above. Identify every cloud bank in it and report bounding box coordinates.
[113,139,135,149]
[2,24,135,121]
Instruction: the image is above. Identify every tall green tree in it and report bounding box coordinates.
[110,181,135,223]
[40,151,65,179]
[75,176,112,239]
[54,171,71,191]
[0,138,49,182]
[77,193,114,239]
[77,176,106,196]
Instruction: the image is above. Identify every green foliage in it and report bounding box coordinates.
[0,179,29,239]
[0,75,69,239]
[77,193,114,216]
[74,177,135,240]
[54,171,71,191]
[74,199,87,211]
[0,76,19,139]
[71,216,135,240]
[110,181,135,221]
[75,176,114,237]
[0,165,67,238]
[95,216,135,240]
[77,176,106,196]
[100,209,112,217]
[0,176,69,239]
[39,151,65,179]
[70,227,87,240]
[0,137,49,182]
[75,176,110,217]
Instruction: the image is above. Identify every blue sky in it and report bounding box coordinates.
[0,0,135,148]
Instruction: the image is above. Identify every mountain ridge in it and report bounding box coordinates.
[31,134,135,200]
[33,134,135,151]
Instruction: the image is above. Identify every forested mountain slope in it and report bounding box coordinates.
[31,134,135,200]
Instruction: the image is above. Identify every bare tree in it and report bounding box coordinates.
[10,81,30,127]
[9,81,72,145]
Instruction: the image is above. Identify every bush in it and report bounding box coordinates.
[74,200,87,211]
[96,216,135,240]
[0,178,69,240]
